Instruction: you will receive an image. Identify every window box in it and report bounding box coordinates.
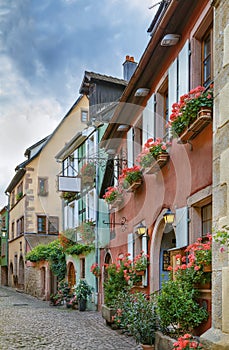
[177,107,212,144]
[109,197,123,210]
[144,153,170,174]
[126,180,143,192]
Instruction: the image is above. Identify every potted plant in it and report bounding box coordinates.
[74,280,93,311]
[90,262,101,278]
[113,292,157,349]
[136,138,170,173]
[169,85,213,142]
[119,166,143,192]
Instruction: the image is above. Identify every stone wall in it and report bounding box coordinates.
[155,332,175,350]
[24,264,42,298]
[201,0,229,348]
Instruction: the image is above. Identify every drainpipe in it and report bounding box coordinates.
[94,127,100,309]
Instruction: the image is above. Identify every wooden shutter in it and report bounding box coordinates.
[178,40,189,97]
[168,59,178,113]
[127,128,134,167]
[175,207,188,248]
[142,94,155,144]
[128,233,134,261]
[48,216,59,234]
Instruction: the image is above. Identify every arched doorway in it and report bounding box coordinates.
[18,256,24,290]
[150,209,176,292]
[40,267,46,298]
[67,262,76,288]
[9,262,13,287]
[159,227,176,288]
[104,252,112,283]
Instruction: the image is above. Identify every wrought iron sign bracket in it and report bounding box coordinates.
[103,216,127,231]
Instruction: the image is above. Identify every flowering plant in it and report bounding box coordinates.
[133,251,149,271]
[214,225,229,253]
[103,186,123,204]
[113,292,157,345]
[103,252,148,307]
[173,334,203,349]
[68,295,78,307]
[119,166,142,189]
[169,85,213,137]
[185,234,212,268]
[90,263,101,277]
[136,138,170,168]
[103,254,132,307]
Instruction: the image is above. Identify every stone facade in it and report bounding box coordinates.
[201,0,229,348]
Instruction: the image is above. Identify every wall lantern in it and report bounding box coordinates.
[137,222,147,235]
[163,208,175,224]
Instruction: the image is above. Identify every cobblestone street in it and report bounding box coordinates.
[0,287,140,350]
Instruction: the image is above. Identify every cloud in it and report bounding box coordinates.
[0,0,160,206]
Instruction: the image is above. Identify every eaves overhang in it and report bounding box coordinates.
[5,168,26,194]
[103,0,209,141]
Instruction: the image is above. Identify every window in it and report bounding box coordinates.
[79,199,86,224]
[80,258,85,279]
[1,216,6,230]
[37,215,59,234]
[38,178,48,196]
[81,110,88,123]
[37,216,46,233]
[202,28,213,87]
[202,203,212,236]
[157,77,169,138]
[16,182,23,201]
[16,217,24,236]
[48,216,59,234]
[11,222,15,240]
[11,191,15,207]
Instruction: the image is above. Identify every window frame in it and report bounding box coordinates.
[80,257,86,279]
[201,27,213,88]
[81,109,88,123]
[37,216,47,234]
[38,177,48,196]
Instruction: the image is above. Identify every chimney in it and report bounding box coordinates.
[123,55,137,81]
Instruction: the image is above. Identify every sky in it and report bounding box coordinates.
[0,0,159,207]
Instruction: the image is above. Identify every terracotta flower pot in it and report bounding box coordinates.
[141,344,155,350]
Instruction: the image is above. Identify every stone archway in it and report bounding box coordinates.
[67,262,76,288]
[150,209,176,293]
[18,256,24,290]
